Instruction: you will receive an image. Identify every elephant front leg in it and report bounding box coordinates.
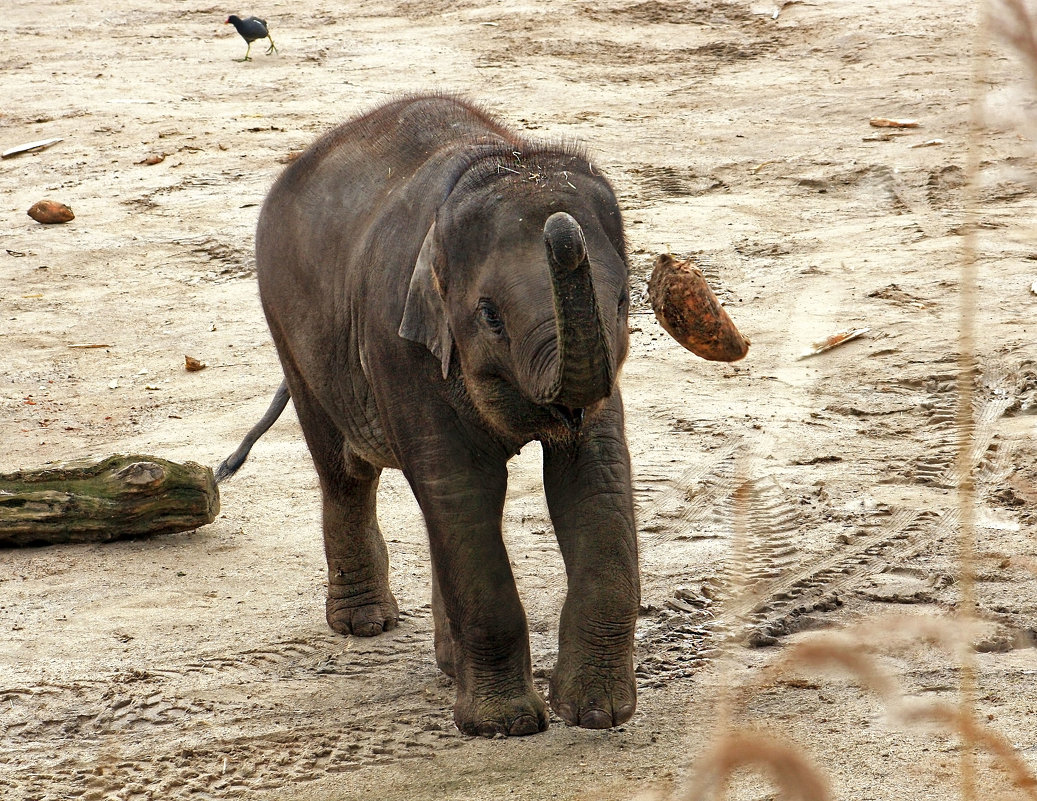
[543,400,640,728]
[410,462,548,737]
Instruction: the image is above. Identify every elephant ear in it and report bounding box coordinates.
[399,223,453,379]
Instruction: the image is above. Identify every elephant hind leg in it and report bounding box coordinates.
[318,446,399,637]
[324,486,399,637]
[282,366,399,637]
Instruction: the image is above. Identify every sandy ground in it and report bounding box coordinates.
[3,1,1037,799]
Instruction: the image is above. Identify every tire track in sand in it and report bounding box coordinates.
[634,365,1019,684]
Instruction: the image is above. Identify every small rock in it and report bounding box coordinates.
[27,200,74,224]
[665,597,699,614]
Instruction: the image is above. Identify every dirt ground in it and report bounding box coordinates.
[3,0,1037,799]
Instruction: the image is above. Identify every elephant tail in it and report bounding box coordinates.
[214,380,291,483]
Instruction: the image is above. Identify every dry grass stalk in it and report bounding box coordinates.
[822,613,970,651]
[750,634,901,703]
[737,615,976,710]
[1010,555,1037,576]
[683,732,831,801]
[990,0,1037,91]
[681,446,837,801]
[725,623,1037,798]
[955,2,998,796]
[849,613,972,648]
[707,447,755,738]
[672,5,1036,800]
[900,701,1037,799]
[725,611,1036,796]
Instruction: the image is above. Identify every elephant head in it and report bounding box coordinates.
[399,166,629,440]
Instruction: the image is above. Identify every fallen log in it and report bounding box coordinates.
[0,455,219,547]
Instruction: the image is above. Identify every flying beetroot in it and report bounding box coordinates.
[647,253,750,362]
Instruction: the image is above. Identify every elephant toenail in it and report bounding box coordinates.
[554,702,576,725]
[615,703,635,724]
[476,721,503,738]
[579,708,613,729]
[509,715,544,736]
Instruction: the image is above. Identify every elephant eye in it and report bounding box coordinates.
[618,288,629,311]
[478,298,506,335]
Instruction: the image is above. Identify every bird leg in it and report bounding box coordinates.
[265,35,277,55]
[240,41,253,61]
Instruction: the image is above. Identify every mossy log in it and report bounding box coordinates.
[0,455,219,547]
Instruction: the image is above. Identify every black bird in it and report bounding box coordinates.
[225,15,277,61]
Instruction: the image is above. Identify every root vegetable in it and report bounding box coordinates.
[647,254,750,362]
[27,200,74,224]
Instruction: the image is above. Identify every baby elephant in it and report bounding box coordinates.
[220,94,639,737]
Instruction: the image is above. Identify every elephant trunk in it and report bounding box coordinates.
[531,212,614,418]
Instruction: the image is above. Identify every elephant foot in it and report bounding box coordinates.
[549,658,636,729]
[326,591,399,637]
[454,686,549,738]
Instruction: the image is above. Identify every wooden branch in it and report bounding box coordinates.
[0,455,220,547]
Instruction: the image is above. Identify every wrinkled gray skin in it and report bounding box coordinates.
[248,95,638,737]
